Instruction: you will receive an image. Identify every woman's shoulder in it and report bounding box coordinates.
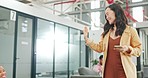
[126,25,134,29]
[126,25,138,34]
[126,25,137,32]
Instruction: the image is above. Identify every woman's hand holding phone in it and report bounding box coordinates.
[114,45,130,53]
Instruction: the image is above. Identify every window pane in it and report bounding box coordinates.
[16,15,33,78]
[55,24,68,78]
[132,7,143,22]
[69,28,80,75]
[0,7,15,78]
[36,19,54,78]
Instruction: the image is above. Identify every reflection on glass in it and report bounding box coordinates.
[16,16,32,78]
[21,19,28,32]
[0,7,15,78]
[69,28,80,75]
[36,19,54,78]
[55,24,68,78]
[140,29,148,65]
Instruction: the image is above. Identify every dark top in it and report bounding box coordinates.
[104,36,126,78]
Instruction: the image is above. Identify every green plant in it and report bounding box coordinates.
[91,59,98,66]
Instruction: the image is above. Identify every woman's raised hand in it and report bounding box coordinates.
[83,26,89,39]
[83,27,90,44]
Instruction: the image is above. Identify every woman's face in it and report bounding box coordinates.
[105,8,116,24]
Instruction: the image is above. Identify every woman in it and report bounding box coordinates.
[93,55,103,76]
[83,3,142,78]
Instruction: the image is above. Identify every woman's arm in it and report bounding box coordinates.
[83,27,103,52]
[86,37,104,52]
[125,27,142,57]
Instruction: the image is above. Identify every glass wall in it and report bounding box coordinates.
[80,38,86,67]
[36,19,54,78]
[55,24,68,78]
[69,28,80,75]
[0,6,84,78]
[15,15,33,78]
[139,28,148,66]
[36,19,84,78]
[0,7,15,78]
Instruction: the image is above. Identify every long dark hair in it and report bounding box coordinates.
[102,3,128,38]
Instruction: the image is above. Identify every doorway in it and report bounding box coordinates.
[14,12,35,78]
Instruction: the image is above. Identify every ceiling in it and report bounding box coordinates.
[1,0,148,36]
[17,0,91,4]
[16,0,148,27]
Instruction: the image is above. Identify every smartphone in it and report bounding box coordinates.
[114,45,122,48]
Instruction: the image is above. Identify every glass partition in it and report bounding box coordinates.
[69,28,80,75]
[139,28,148,66]
[0,6,84,78]
[0,7,15,78]
[55,24,68,78]
[16,14,33,78]
[36,19,54,78]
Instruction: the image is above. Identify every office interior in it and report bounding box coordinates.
[0,0,148,78]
